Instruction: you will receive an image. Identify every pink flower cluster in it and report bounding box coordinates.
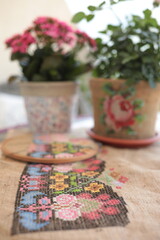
[5,33,35,53]
[33,16,76,46]
[5,16,96,54]
[75,30,97,49]
[53,193,122,221]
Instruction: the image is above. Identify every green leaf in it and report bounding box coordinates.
[143,9,152,19]
[54,191,64,194]
[110,0,127,5]
[88,5,97,11]
[120,86,136,98]
[107,24,120,31]
[96,38,102,44]
[100,114,106,124]
[103,83,115,96]
[11,52,28,61]
[100,97,105,109]
[153,2,160,7]
[133,99,144,110]
[32,74,45,82]
[70,182,77,186]
[149,78,156,88]
[72,189,82,192]
[86,14,94,22]
[23,59,41,80]
[99,30,107,34]
[99,1,106,7]
[49,69,61,80]
[105,175,114,184]
[40,56,62,71]
[106,129,115,134]
[70,176,76,181]
[122,54,139,64]
[134,114,144,123]
[126,127,136,135]
[72,12,85,23]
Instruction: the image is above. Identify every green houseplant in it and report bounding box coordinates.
[72,0,160,139]
[5,16,96,133]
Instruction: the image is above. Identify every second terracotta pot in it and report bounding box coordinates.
[90,78,160,139]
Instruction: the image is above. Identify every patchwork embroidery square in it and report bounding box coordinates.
[11,158,129,235]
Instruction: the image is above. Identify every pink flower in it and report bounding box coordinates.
[55,208,81,221]
[40,23,53,30]
[82,211,101,220]
[59,21,73,32]
[119,176,128,183]
[91,159,102,164]
[54,164,73,172]
[73,157,102,173]
[41,165,52,171]
[55,153,74,159]
[33,16,54,25]
[88,38,97,49]
[103,95,135,131]
[54,194,76,206]
[76,193,92,199]
[21,32,35,45]
[73,152,84,156]
[5,32,35,53]
[102,206,120,215]
[5,34,21,46]
[106,199,121,205]
[87,166,99,171]
[12,44,27,53]
[45,28,60,39]
[39,210,52,221]
[44,154,53,159]
[75,30,97,49]
[96,194,110,201]
[74,169,85,173]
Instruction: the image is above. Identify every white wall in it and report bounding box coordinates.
[0,0,72,83]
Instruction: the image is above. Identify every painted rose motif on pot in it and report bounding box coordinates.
[101,83,144,135]
[103,95,135,132]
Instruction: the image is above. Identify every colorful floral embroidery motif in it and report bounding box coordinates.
[24,96,77,133]
[12,158,129,235]
[28,141,93,159]
[97,168,128,189]
[101,83,144,135]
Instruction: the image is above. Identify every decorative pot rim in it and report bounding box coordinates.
[90,78,160,90]
[19,80,77,87]
[19,81,78,97]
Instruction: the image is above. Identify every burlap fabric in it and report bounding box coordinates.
[0,127,160,240]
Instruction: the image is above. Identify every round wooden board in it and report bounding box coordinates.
[1,133,98,164]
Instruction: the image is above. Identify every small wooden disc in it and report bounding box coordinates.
[1,133,98,164]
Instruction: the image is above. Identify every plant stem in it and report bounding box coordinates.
[64,176,94,193]
[109,6,122,24]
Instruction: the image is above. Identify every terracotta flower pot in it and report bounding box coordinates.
[90,78,160,139]
[20,81,78,134]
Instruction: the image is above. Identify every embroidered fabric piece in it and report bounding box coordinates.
[28,141,94,159]
[12,157,129,235]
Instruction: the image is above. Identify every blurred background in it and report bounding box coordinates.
[0,0,159,129]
